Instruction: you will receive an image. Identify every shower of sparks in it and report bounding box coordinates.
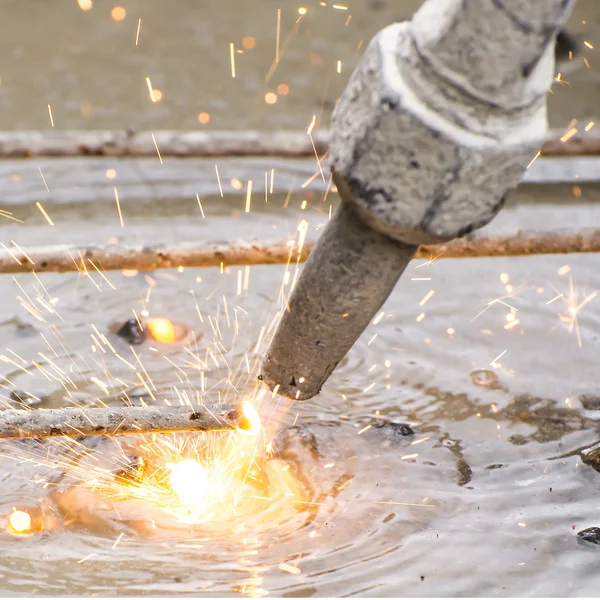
[135,18,142,45]
[114,187,124,227]
[0,221,334,534]
[47,104,55,127]
[553,276,598,348]
[35,202,54,226]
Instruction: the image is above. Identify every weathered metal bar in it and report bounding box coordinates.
[0,229,598,276]
[0,129,596,158]
[0,404,241,439]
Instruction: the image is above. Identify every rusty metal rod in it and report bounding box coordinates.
[0,129,596,158]
[0,404,242,439]
[0,229,599,276]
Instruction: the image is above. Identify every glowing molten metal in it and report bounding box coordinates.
[146,318,177,343]
[167,460,209,504]
[8,510,32,534]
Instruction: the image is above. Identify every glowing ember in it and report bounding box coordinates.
[8,510,31,533]
[237,401,261,436]
[168,460,209,504]
[146,318,176,343]
[111,6,126,21]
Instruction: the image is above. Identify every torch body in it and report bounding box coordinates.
[261,0,577,401]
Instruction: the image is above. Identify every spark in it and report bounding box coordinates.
[196,194,206,218]
[490,349,507,368]
[114,187,124,227]
[276,9,281,63]
[47,104,55,127]
[215,165,224,197]
[0,210,24,223]
[527,151,540,169]
[585,121,595,132]
[279,564,301,575]
[145,77,156,102]
[419,290,435,306]
[373,311,385,325]
[245,181,253,213]
[401,453,418,460]
[77,554,97,564]
[411,437,430,446]
[38,167,50,192]
[584,41,594,49]
[112,532,125,549]
[555,277,598,348]
[560,127,578,143]
[1,242,21,265]
[230,43,236,77]
[151,133,163,164]
[332,4,348,9]
[135,17,142,45]
[35,202,54,226]
[357,424,371,435]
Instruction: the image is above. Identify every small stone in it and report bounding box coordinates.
[371,420,415,436]
[577,527,600,545]
[470,369,499,388]
[579,395,600,411]
[116,318,146,345]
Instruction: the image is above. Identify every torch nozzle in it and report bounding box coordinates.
[261,198,416,401]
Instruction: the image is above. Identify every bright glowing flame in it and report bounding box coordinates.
[146,318,177,343]
[168,460,209,504]
[237,401,261,436]
[9,510,31,533]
